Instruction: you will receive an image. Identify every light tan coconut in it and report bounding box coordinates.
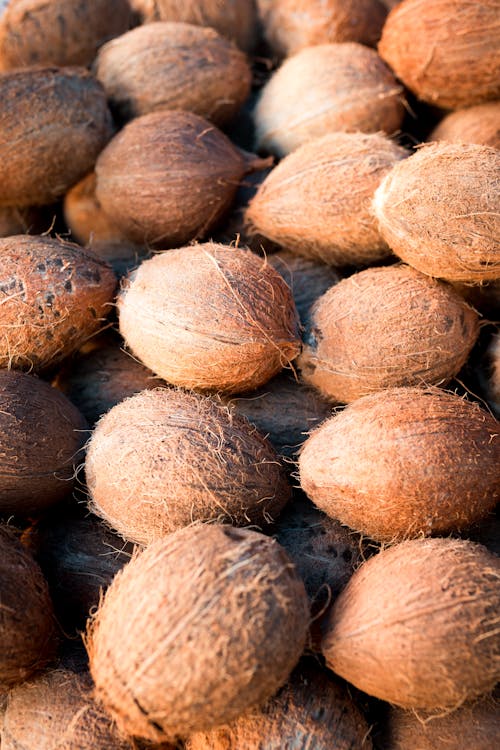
[430,102,500,149]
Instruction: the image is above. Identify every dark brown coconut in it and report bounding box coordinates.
[0,235,117,371]
[431,102,500,149]
[373,142,500,282]
[247,132,408,266]
[299,265,480,403]
[87,524,310,742]
[86,388,291,545]
[299,387,500,542]
[0,67,113,207]
[118,243,301,393]
[321,538,500,708]
[379,0,500,109]
[254,43,404,157]
[0,370,87,516]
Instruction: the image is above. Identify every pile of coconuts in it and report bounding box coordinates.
[0,0,499,748]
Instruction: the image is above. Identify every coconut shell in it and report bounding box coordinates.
[373,142,500,282]
[87,524,310,742]
[0,67,113,207]
[0,370,87,516]
[247,132,408,266]
[430,102,500,149]
[118,243,301,393]
[379,0,500,110]
[254,43,404,157]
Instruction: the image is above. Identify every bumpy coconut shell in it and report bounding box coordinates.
[379,0,500,109]
[254,43,404,157]
[0,235,117,371]
[118,243,301,393]
[430,102,500,149]
[247,132,408,266]
[0,67,113,207]
[322,538,500,708]
[0,526,56,690]
[373,142,500,282]
[86,388,291,545]
[299,265,480,403]
[87,524,310,742]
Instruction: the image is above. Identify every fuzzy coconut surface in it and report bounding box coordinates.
[431,102,500,150]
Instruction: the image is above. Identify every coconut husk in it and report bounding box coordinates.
[430,102,500,149]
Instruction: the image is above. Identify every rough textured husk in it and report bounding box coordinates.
[254,43,404,157]
[0,235,117,371]
[86,388,291,545]
[299,387,500,541]
[95,111,248,247]
[378,0,500,109]
[373,142,500,282]
[299,265,480,403]
[95,22,251,126]
[0,525,56,690]
[322,538,500,708]
[0,370,87,515]
[431,102,500,149]
[87,525,310,742]
[0,67,113,206]
[118,243,301,393]
[247,132,408,265]
[0,205,46,237]
[0,0,132,70]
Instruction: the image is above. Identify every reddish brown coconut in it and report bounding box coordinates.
[430,102,500,149]
[379,0,500,110]
[87,524,310,742]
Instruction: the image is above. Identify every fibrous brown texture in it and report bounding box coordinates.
[299,387,500,541]
[378,0,500,109]
[118,243,301,393]
[247,132,408,265]
[299,265,480,403]
[86,388,290,545]
[0,0,132,70]
[0,235,117,371]
[0,525,56,690]
[254,43,404,157]
[373,142,500,282]
[322,538,500,708]
[430,102,500,149]
[87,524,310,742]
[0,67,113,206]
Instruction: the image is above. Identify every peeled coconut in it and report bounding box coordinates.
[87,524,310,742]
[321,537,500,708]
[0,67,113,207]
[299,387,500,542]
[379,0,500,109]
[373,142,500,282]
[430,102,500,149]
[118,243,301,393]
[254,43,404,157]
[247,132,408,266]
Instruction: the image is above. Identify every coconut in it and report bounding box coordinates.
[373,142,500,282]
[0,206,46,237]
[379,0,500,110]
[254,43,404,157]
[484,332,500,418]
[430,102,500,149]
[299,387,500,542]
[299,265,480,403]
[0,67,113,207]
[0,370,87,516]
[247,132,408,266]
[87,524,310,742]
[118,243,301,393]
[0,235,117,371]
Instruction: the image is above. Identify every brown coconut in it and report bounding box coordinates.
[87,524,310,742]
[0,235,117,371]
[86,388,291,545]
[430,102,500,149]
[247,132,408,266]
[299,265,480,403]
[118,243,301,393]
[373,142,500,282]
[0,67,113,207]
[299,387,500,542]
[484,332,500,418]
[321,537,500,709]
[379,0,500,110]
[254,43,404,157]
[0,525,56,690]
